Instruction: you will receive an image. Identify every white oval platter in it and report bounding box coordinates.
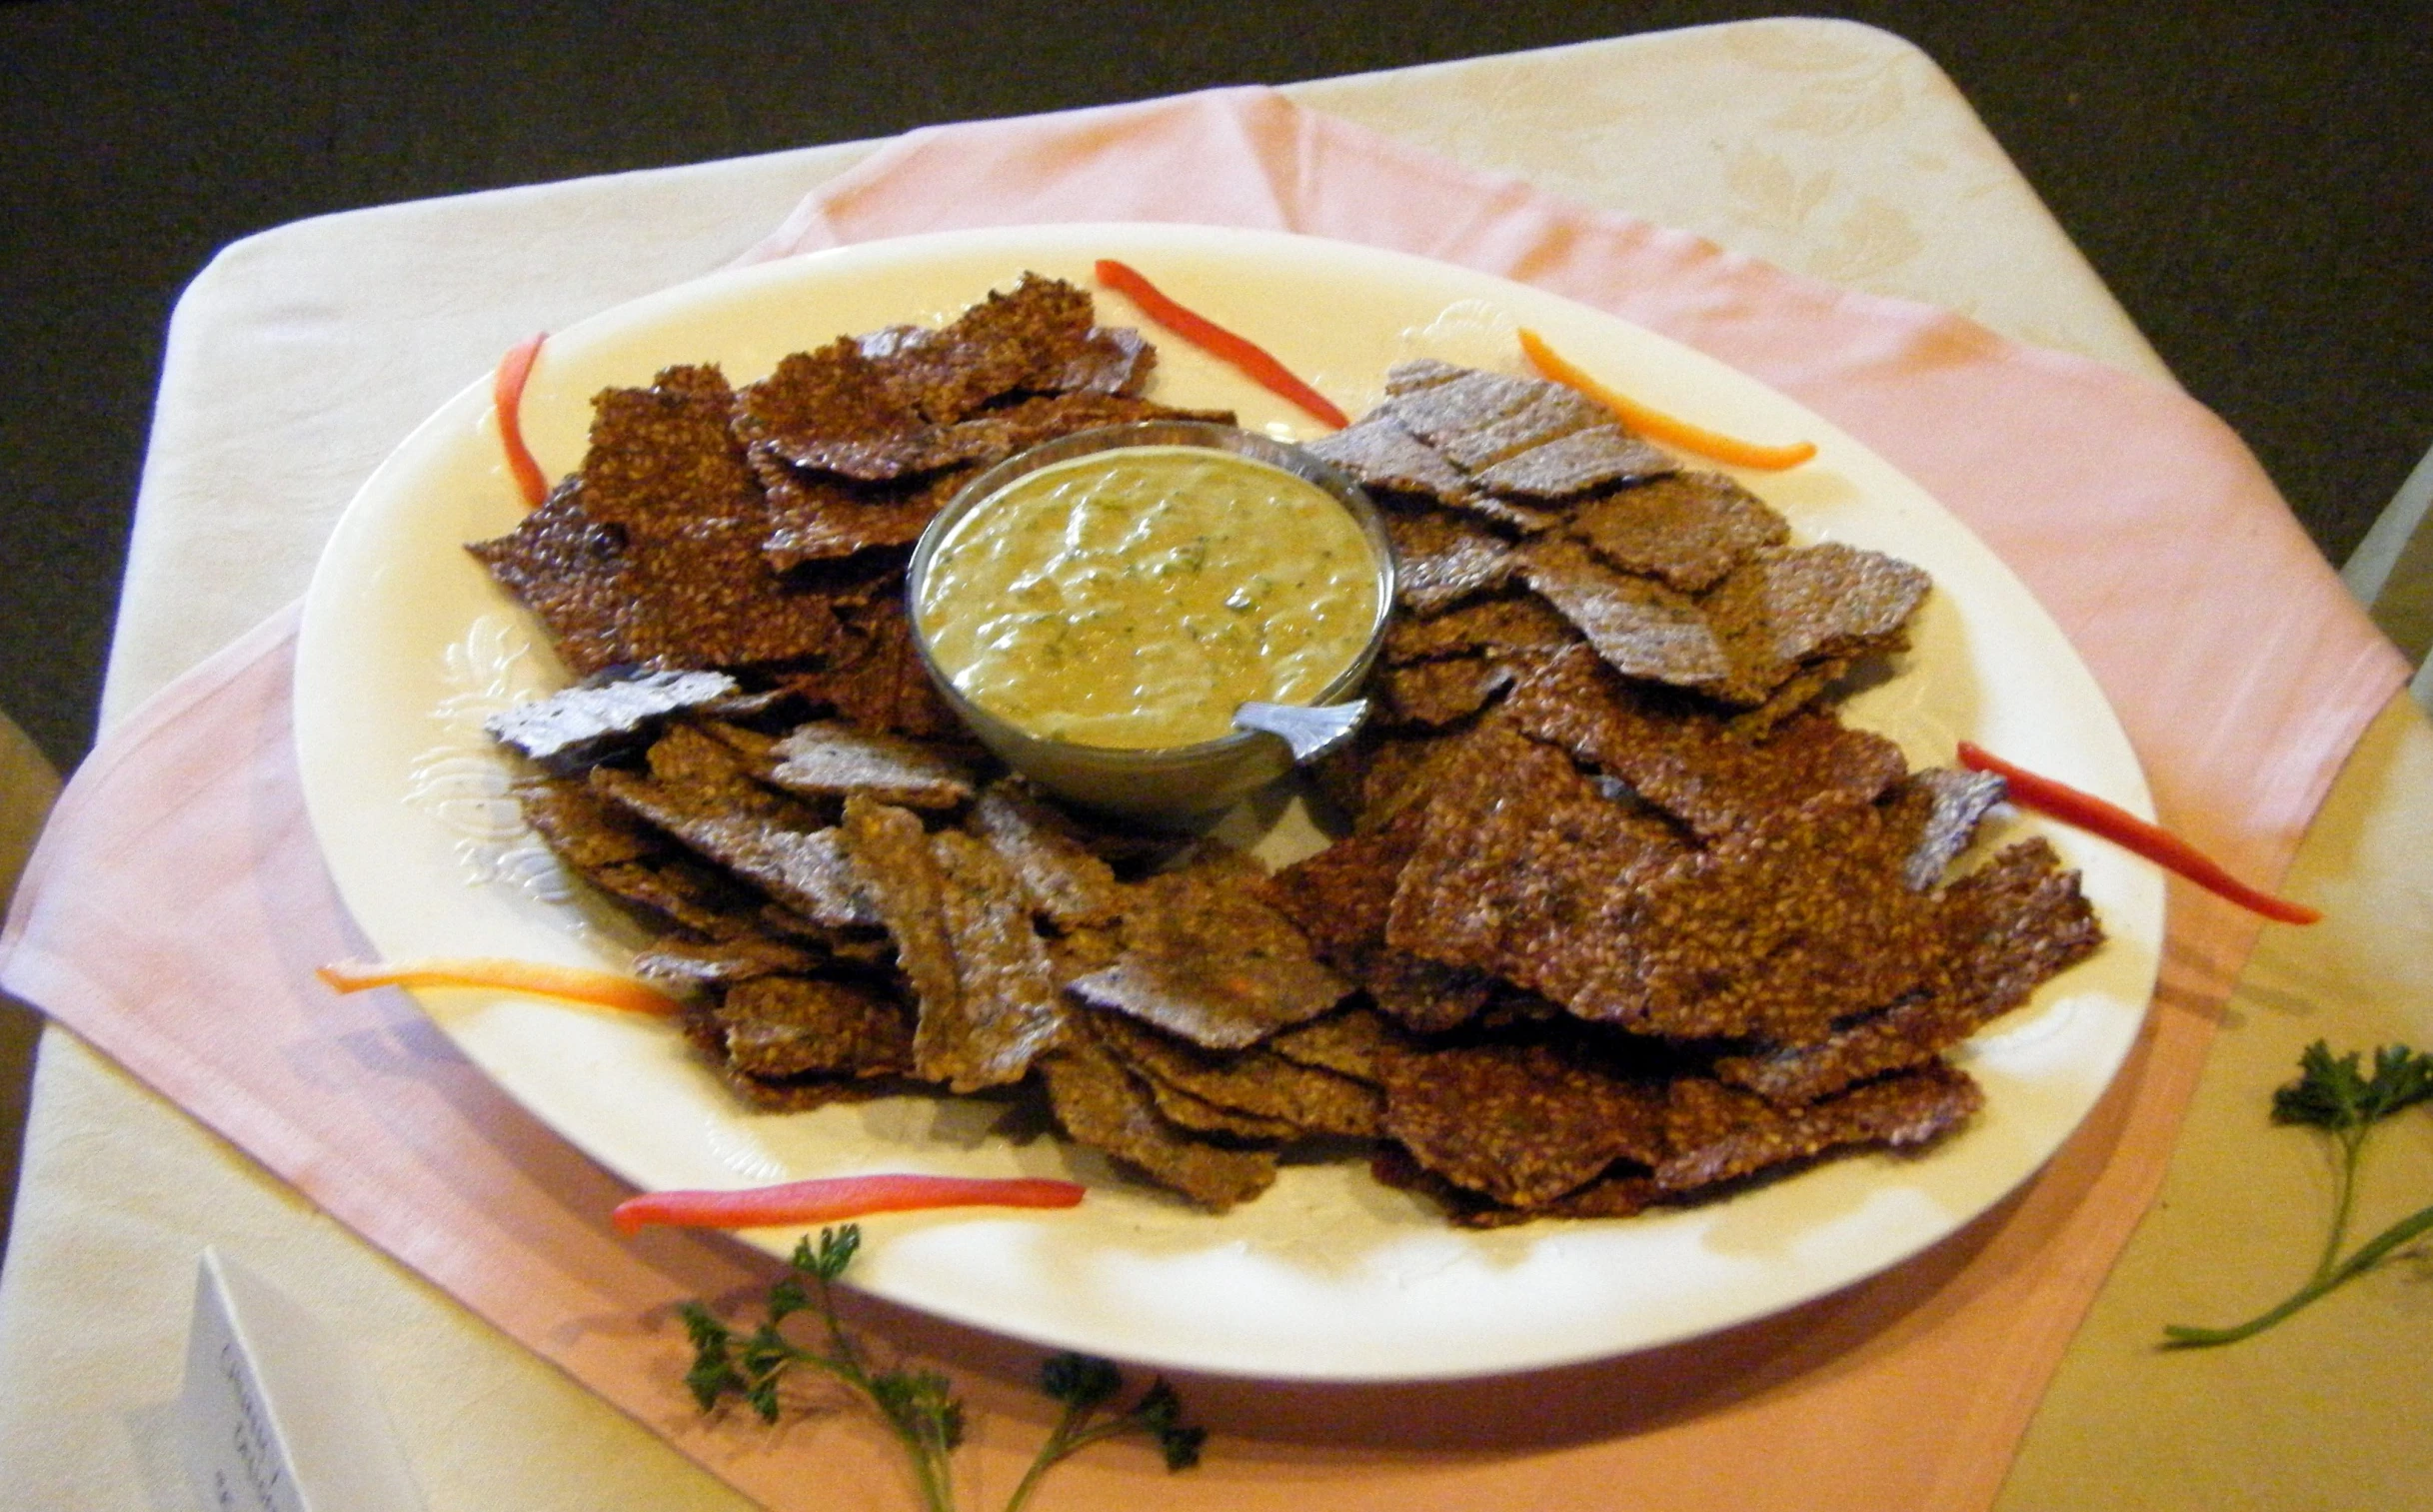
[294,222,2163,1382]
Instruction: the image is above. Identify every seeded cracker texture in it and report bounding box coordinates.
[1380,1041,1669,1208]
[1503,646,1909,841]
[1146,1078,1308,1142]
[1267,809,1494,1034]
[778,598,966,741]
[1547,795,1948,1042]
[766,722,977,809]
[471,292,2103,1220]
[484,669,741,773]
[842,796,1003,1091]
[1383,722,1689,990]
[926,828,1070,1086]
[1518,537,1734,689]
[1472,425,1676,500]
[1708,835,2101,1103]
[711,976,915,1080]
[1264,1006,1410,1083]
[1067,851,1353,1050]
[965,780,1125,931]
[1382,594,1579,665]
[1092,1011,1384,1138]
[1380,359,1673,496]
[630,934,827,990]
[1701,543,1930,706]
[514,775,662,871]
[465,489,643,677]
[1378,657,1521,728]
[1565,470,1792,594]
[753,463,961,567]
[477,366,853,673]
[1304,413,1482,509]
[590,727,878,930]
[1654,1064,1984,1193]
[1378,507,1519,614]
[1042,1025,1279,1211]
[1892,766,2011,892]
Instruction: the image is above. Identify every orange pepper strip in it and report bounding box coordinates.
[317,956,685,1015]
[1518,328,1817,471]
[1094,259,1349,429]
[613,1173,1087,1236]
[493,332,552,509]
[1956,743,2321,925]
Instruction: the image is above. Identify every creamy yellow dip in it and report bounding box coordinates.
[916,446,1382,750]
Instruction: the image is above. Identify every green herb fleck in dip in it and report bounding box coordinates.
[916,446,1382,750]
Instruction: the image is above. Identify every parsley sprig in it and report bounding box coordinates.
[680,1224,1204,1511]
[2163,1040,2433,1347]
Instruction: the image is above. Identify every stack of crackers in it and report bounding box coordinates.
[469,278,2102,1224]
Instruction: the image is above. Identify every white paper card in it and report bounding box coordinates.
[181,1248,424,1512]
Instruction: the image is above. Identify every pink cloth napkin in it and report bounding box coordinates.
[2,87,2406,1511]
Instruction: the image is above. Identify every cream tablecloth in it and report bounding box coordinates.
[4,20,2427,1510]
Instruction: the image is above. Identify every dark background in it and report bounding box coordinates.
[4,0,2428,771]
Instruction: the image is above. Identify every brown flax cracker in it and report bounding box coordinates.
[1380,1040,1668,1209]
[965,779,1125,931]
[1503,646,1909,840]
[710,975,915,1080]
[1381,506,1519,614]
[1702,542,1930,706]
[767,722,977,809]
[926,829,1070,1089]
[1655,1062,1984,1194]
[1267,807,1493,1034]
[1041,1027,1278,1212]
[1383,721,1686,990]
[1067,852,1351,1049]
[1566,470,1790,593]
[1519,537,1732,689]
[1542,794,1944,1042]
[589,727,879,930]
[1093,1011,1382,1138]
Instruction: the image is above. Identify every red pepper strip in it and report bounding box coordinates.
[612,1173,1087,1236]
[1956,742,2321,924]
[1093,259,1349,429]
[493,331,551,509]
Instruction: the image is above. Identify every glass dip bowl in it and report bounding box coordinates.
[907,420,1397,825]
